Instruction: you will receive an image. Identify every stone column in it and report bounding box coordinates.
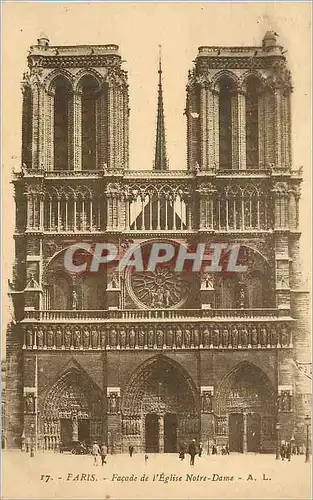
[108,83,115,170]
[123,85,130,169]
[31,83,40,170]
[158,415,164,453]
[274,87,284,168]
[200,84,208,170]
[212,89,219,170]
[243,413,248,453]
[231,91,239,170]
[72,90,82,171]
[45,91,54,171]
[98,90,108,169]
[237,91,246,169]
[258,90,266,169]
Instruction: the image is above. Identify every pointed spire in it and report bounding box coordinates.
[154,45,168,170]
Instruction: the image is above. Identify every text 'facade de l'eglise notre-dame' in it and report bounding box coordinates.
[5,31,311,454]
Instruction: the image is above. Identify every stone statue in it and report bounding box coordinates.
[108,272,119,289]
[176,328,183,348]
[251,327,258,346]
[83,328,90,348]
[164,289,171,307]
[280,391,291,412]
[129,328,136,348]
[203,328,210,347]
[100,330,106,349]
[92,329,98,348]
[72,290,78,310]
[74,329,81,348]
[119,328,126,348]
[240,326,248,346]
[281,326,289,346]
[138,328,145,347]
[147,329,154,348]
[110,329,117,347]
[56,328,62,348]
[167,329,173,347]
[109,393,118,413]
[232,327,239,347]
[47,328,54,348]
[156,329,163,347]
[64,329,71,348]
[222,328,229,347]
[24,393,35,413]
[212,327,219,347]
[26,329,33,348]
[184,329,191,348]
[260,326,267,346]
[239,287,245,308]
[202,392,213,413]
[193,329,199,347]
[37,328,44,348]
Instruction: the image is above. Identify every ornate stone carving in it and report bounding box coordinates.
[24,393,35,414]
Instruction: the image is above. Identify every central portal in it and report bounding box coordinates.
[164,413,177,453]
[145,414,159,452]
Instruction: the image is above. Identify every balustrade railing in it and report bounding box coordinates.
[23,308,282,322]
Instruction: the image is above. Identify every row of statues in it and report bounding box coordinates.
[122,418,141,436]
[25,324,291,350]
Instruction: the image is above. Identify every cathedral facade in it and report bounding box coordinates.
[5,31,311,454]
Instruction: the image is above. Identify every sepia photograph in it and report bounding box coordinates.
[1,1,312,499]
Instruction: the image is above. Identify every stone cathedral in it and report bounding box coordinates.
[5,31,311,454]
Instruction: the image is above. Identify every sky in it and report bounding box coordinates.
[1,2,312,345]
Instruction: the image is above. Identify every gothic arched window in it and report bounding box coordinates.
[53,77,71,170]
[219,77,234,169]
[80,76,100,170]
[245,76,261,168]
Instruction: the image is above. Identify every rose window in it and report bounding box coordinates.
[126,267,189,309]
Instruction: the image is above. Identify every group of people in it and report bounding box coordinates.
[280,441,302,461]
[179,440,231,464]
[179,440,204,465]
[91,442,108,466]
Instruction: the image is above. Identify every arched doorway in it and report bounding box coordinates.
[215,362,276,453]
[40,368,103,451]
[164,413,178,453]
[122,356,199,453]
[145,414,159,452]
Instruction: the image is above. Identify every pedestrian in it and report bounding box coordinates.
[100,443,108,465]
[198,442,203,457]
[280,442,286,461]
[225,443,230,455]
[129,444,134,457]
[188,439,197,466]
[179,442,186,461]
[144,454,148,464]
[92,441,100,466]
[212,443,217,455]
[286,442,291,462]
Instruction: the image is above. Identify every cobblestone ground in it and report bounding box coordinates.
[2,451,311,499]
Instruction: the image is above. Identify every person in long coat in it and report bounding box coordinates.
[188,439,197,466]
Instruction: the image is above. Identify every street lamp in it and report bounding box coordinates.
[30,423,35,458]
[275,422,280,460]
[305,414,311,463]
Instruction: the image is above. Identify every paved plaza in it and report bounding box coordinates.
[2,451,311,499]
